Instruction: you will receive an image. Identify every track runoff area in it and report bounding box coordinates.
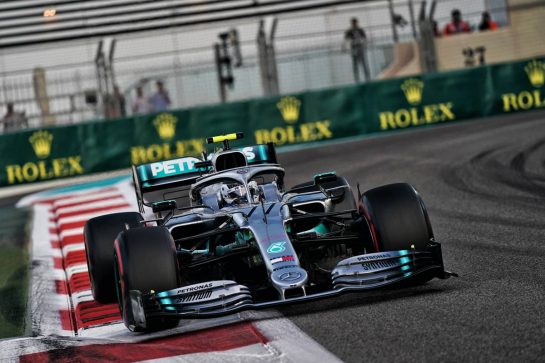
[1,109,545,361]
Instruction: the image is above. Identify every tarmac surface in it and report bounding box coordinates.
[2,110,544,361]
[277,110,545,362]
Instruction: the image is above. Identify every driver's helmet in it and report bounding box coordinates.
[219,184,247,205]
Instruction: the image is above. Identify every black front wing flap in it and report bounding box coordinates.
[128,242,455,330]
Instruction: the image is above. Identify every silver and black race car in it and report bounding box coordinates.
[84,133,455,332]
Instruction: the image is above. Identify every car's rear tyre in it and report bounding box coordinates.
[360,183,433,252]
[114,226,180,332]
[84,212,143,304]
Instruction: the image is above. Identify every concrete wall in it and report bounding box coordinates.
[435,0,545,71]
[378,42,422,78]
[382,0,544,77]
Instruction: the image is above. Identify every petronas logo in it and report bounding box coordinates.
[525,60,545,88]
[277,96,301,124]
[29,131,53,159]
[153,113,177,141]
[401,79,424,105]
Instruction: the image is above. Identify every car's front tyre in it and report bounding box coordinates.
[114,226,180,332]
[84,212,143,304]
[360,182,433,252]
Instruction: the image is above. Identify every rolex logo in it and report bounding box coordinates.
[525,59,545,88]
[277,96,301,124]
[401,79,424,105]
[29,131,53,159]
[153,113,177,141]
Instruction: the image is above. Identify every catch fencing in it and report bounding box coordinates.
[0,0,497,128]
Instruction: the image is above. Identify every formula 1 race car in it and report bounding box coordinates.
[84,133,455,332]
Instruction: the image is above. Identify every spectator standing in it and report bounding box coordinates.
[344,17,370,82]
[112,85,127,117]
[478,12,498,32]
[444,9,471,36]
[149,81,171,112]
[1,103,28,133]
[132,86,151,115]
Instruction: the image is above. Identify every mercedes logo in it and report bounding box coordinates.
[279,271,302,282]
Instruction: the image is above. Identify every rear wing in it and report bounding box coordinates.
[239,143,278,166]
[132,143,279,212]
[133,157,203,213]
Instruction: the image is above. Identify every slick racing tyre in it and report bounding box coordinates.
[84,212,143,304]
[114,226,180,332]
[360,183,433,252]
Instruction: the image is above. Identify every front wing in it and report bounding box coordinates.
[128,242,456,330]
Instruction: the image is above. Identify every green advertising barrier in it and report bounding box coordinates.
[488,59,545,115]
[1,56,544,187]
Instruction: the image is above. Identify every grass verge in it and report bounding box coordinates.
[0,206,30,339]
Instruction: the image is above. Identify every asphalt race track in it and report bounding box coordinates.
[277,110,545,362]
[2,110,545,361]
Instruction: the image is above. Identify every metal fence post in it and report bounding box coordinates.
[268,18,280,95]
[257,21,270,96]
[418,0,438,73]
[408,0,418,39]
[95,38,118,120]
[388,0,399,43]
[257,18,279,97]
[32,67,55,126]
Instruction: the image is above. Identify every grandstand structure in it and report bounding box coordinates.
[0,0,527,128]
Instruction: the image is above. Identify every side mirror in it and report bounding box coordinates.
[314,171,337,184]
[151,200,176,213]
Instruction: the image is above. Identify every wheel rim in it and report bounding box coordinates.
[113,251,124,316]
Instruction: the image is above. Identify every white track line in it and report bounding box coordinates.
[55,197,128,215]
[52,189,123,208]
[30,204,74,336]
[57,207,133,225]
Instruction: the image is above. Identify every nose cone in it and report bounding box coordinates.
[271,267,308,290]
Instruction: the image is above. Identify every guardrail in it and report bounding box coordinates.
[1,56,543,187]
